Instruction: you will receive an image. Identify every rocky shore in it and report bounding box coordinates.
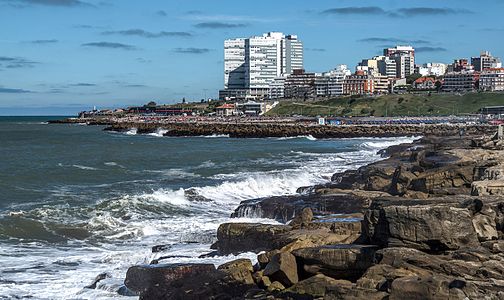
[114,127,504,299]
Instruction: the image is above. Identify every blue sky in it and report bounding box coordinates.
[0,0,503,115]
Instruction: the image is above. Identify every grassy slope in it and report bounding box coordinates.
[267,92,504,117]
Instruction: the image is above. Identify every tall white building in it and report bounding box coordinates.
[223,32,303,99]
[224,38,246,89]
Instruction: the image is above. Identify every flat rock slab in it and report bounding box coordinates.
[293,244,378,280]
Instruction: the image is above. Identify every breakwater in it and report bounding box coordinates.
[103,122,496,138]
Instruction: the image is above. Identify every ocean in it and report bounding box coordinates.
[0,116,416,299]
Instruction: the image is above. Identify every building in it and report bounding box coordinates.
[224,38,246,89]
[479,68,504,91]
[413,77,436,90]
[284,69,317,99]
[343,71,374,95]
[315,65,351,96]
[222,32,303,100]
[416,63,447,77]
[442,71,479,92]
[471,51,502,72]
[373,75,389,94]
[377,57,397,78]
[448,59,471,73]
[215,103,238,116]
[384,46,415,79]
[219,89,249,101]
[269,77,286,99]
[237,101,265,115]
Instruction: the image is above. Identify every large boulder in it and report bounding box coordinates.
[292,244,378,281]
[217,258,254,285]
[282,274,352,299]
[212,223,291,254]
[472,180,504,196]
[124,263,255,299]
[263,252,299,287]
[363,198,480,251]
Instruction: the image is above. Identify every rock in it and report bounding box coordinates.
[267,281,286,292]
[472,180,504,196]
[212,223,291,254]
[85,272,111,289]
[472,213,498,242]
[217,258,254,285]
[124,263,216,295]
[152,244,171,253]
[263,252,299,287]
[363,198,480,251]
[292,244,378,281]
[232,193,369,223]
[124,263,258,299]
[283,274,351,298]
[289,207,313,228]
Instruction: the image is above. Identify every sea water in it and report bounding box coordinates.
[0,116,416,299]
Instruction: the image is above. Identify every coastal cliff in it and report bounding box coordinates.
[121,130,504,299]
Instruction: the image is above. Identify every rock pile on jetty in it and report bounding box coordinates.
[122,132,504,299]
[104,122,496,139]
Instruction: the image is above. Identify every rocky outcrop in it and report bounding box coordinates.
[293,245,378,280]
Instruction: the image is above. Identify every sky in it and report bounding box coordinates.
[0,0,503,115]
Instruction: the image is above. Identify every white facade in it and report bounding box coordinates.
[224,32,303,93]
[417,63,447,77]
[384,46,415,79]
[269,77,286,99]
[224,38,246,89]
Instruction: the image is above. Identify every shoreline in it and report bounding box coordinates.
[118,130,504,299]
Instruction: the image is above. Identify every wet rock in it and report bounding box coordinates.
[263,252,299,287]
[292,245,378,281]
[85,272,111,289]
[124,263,256,299]
[124,264,215,295]
[152,244,171,253]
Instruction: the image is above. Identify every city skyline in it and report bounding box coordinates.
[1,0,504,115]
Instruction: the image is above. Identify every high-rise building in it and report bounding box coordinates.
[224,38,246,89]
[384,46,415,79]
[471,51,502,72]
[222,32,303,100]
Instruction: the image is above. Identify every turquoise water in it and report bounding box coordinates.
[0,117,415,299]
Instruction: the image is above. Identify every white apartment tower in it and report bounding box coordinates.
[224,38,246,89]
[224,32,303,96]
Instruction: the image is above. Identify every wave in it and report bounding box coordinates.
[124,128,137,135]
[276,135,317,141]
[72,164,98,171]
[201,134,230,138]
[148,128,168,137]
[360,136,419,150]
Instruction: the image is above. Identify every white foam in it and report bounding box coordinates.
[124,128,137,135]
[148,128,168,137]
[72,164,98,171]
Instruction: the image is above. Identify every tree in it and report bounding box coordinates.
[435,81,442,92]
[406,73,422,85]
[146,101,157,107]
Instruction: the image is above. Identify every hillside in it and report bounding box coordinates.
[266,92,504,117]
